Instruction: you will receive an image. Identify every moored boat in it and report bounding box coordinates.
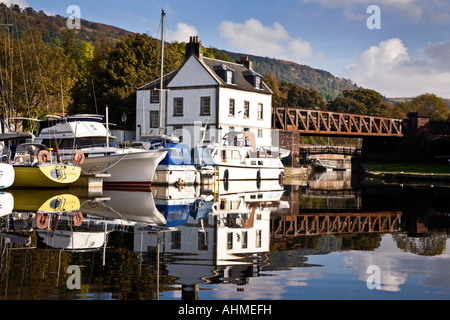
[11,143,81,188]
[34,114,167,188]
[204,131,284,184]
[136,134,200,186]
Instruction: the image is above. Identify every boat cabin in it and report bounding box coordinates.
[14,143,49,165]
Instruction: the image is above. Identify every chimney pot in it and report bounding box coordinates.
[185,35,203,60]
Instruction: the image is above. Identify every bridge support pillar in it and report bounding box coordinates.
[278,130,301,167]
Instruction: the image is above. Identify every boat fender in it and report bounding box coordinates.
[38,150,51,163]
[73,211,83,226]
[74,151,85,165]
[35,213,49,229]
[279,171,284,187]
[256,170,261,189]
[223,169,229,191]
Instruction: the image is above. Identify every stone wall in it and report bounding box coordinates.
[278,131,301,167]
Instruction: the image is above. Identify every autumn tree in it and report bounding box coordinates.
[263,74,286,107]
[0,31,76,133]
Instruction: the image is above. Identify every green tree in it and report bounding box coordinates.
[279,81,327,110]
[341,89,390,116]
[389,94,449,121]
[411,93,449,121]
[327,96,367,114]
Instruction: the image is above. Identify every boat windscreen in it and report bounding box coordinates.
[192,146,216,168]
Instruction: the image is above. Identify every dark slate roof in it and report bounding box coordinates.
[138,55,272,95]
[202,57,272,95]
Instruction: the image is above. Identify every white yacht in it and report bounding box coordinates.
[204,131,285,184]
[34,115,167,188]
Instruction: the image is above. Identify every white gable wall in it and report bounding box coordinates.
[169,55,218,87]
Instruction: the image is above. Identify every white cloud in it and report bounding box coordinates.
[218,18,324,65]
[167,22,198,43]
[0,0,29,8]
[341,38,450,98]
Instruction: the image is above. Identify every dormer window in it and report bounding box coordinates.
[243,70,262,89]
[213,64,235,85]
[254,76,261,89]
[226,70,234,84]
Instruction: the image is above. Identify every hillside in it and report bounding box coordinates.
[0,3,132,45]
[225,51,359,100]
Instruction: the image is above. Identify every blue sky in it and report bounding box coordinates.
[4,0,450,98]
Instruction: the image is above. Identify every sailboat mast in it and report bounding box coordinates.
[158,9,165,135]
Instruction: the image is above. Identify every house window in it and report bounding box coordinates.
[258,129,263,138]
[150,90,159,103]
[256,230,262,248]
[243,101,250,118]
[173,98,183,116]
[227,232,233,249]
[171,231,182,249]
[241,231,248,249]
[200,96,211,115]
[229,99,235,116]
[257,103,263,120]
[198,232,208,251]
[173,125,183,142]
[150,111,159,128]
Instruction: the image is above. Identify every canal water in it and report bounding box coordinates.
[0,167,449,301]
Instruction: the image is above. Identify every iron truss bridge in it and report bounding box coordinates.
[271,211,403,237]
[273,107,405,137]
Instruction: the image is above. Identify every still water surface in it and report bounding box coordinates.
[0,169,449,300]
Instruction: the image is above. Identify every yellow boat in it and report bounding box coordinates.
[11,189,81,212]
[11,143,82,188]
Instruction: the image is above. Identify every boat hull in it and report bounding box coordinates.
[0,163,15,189]
[216,163,284,181]
[152,165,200,185]
[79,150,167,187]
[12,164,81,188]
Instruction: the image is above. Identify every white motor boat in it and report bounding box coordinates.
[204,131,285,184]
[34,115,167,188]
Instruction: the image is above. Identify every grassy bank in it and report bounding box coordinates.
[362,161,450,175]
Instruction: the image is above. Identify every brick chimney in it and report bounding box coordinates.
[185,36,203,60]
[240,56,253,69]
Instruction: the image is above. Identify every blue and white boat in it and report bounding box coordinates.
[137,134,200,186]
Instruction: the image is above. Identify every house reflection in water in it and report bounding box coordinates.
[135,187,285,300]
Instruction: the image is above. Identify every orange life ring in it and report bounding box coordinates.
[74,151,85,165]
[73,211,83,226]
[38,150,51,163]
[36,213,49,229]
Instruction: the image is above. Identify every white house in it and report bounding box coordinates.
[136,36,273,147]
